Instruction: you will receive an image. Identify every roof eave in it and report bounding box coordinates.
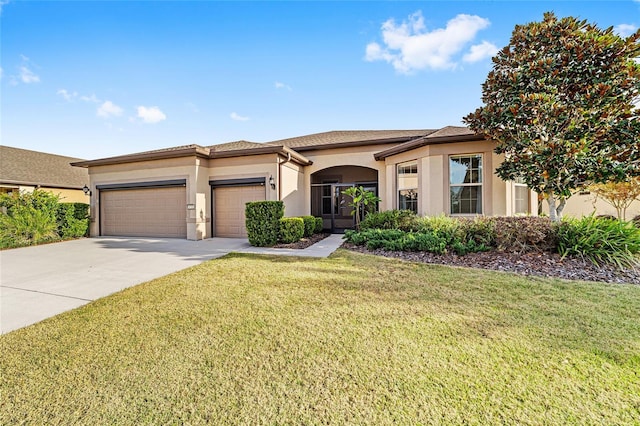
[71,146,211,168]
[209,145,313,166]
[374,133,487,160]
[0,180,85,190]
[286,136,427,153]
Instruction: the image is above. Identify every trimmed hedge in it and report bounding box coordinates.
[493,216,557,253]
[245,201,284,247]
[314,217,324,234]
[57,203,90,238]
[301,215,316,238]
[360,210,420,232]
[279,217,305,243]
[0,190,89,249]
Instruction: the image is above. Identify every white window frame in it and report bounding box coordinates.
[449,154,483,215]
[397,161,418,213]
[513,177,529,215]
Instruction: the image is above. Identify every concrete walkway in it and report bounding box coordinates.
[0,234,344,334]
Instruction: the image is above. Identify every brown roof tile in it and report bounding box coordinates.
[0,145,89,189]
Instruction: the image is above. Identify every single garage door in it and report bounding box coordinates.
[214,185,265,237]
[101,186,187,238]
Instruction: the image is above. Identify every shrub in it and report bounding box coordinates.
[493,216,557,253]
[279,217,304,243]
[557,215,640,268]
[301,215,316,238]
[416,215,460,244]
[314,217,324,234]
[57,203,89,239]
[0,190,60,248]
[360,210,419,232]
[245,201,284,247]
[345,228,448,254]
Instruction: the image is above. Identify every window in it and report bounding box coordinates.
[514,177,529,215]
[450,154,482,214]
[321,180,338,215]
[397,162,418,213]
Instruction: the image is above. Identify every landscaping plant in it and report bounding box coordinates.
[245,201,284,247]
[300,215,316,238]
[557,215,640,268]
[341,186,380,230]
[464,12,640,221]
[279,217,305,244]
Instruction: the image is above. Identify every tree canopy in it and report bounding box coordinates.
[464,12,640,221]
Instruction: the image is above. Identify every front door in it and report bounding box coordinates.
[332,184,356,233]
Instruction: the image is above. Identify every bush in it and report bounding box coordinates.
[279,217,304,243]
[0,190,60,248]
[360,210,419,232]
[345,229,448,254]
[314,217,324,234]
[557,215,640,268]
[301,215,316,238]
[245,201,284,247]
[57,203,89,239]
[493,216,557,253]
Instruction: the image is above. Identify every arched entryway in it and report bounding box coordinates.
[310,166,378,233]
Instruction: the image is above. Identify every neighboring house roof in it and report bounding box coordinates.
[264,129,436,151]
[0,145,88,189]
[373,126,486,160]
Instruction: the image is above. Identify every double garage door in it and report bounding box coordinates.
[99,179,265,238]
[100,184,187,238]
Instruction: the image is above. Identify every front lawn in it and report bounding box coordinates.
[1,250,639,424]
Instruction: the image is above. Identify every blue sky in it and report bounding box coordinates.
[1,1,638,159]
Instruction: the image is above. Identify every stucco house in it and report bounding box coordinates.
[1,145,90,203]
[71,126,638,240]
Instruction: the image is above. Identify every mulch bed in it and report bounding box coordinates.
[343,243,640,285]
[273,233,331,249]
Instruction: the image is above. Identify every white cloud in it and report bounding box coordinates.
[19,65,40,83]
[463,40,499,63]
[365,11,493,73]
[136,106,166,123]
[275,81,292,91]
[230,112,249,121]
[80,94,100,103]
[614,23,638,37]
[97,101,123,118]
[57,89,77,101]
[0,1,10,16]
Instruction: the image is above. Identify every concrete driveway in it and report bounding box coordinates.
[0,237,250,334]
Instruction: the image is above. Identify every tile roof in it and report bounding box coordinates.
[1,145,89,189]
[264,129,436,151]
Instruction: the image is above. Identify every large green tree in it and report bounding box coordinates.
[464,12,640,221]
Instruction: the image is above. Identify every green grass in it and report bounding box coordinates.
[2,250,639,425]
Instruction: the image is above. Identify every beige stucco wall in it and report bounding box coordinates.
[87,156,198,239]
[301,144,390,213]
[541,192,640,220]
[0,184,88,204]
[280,160,305,217]
[382,139,536,218]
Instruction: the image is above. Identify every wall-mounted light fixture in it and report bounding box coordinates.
[269,175,275,190]
[82,185,92,196]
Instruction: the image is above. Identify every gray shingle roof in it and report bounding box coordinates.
[208,140,264,152]
[0,145,89,189]
[265,129,436,151]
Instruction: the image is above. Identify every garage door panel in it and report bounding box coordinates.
[214,185,265,238]
[101,186,186,238]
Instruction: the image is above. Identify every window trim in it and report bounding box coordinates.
[513,177,529,215]
[397,161,419,213]
[449,154,483,215]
